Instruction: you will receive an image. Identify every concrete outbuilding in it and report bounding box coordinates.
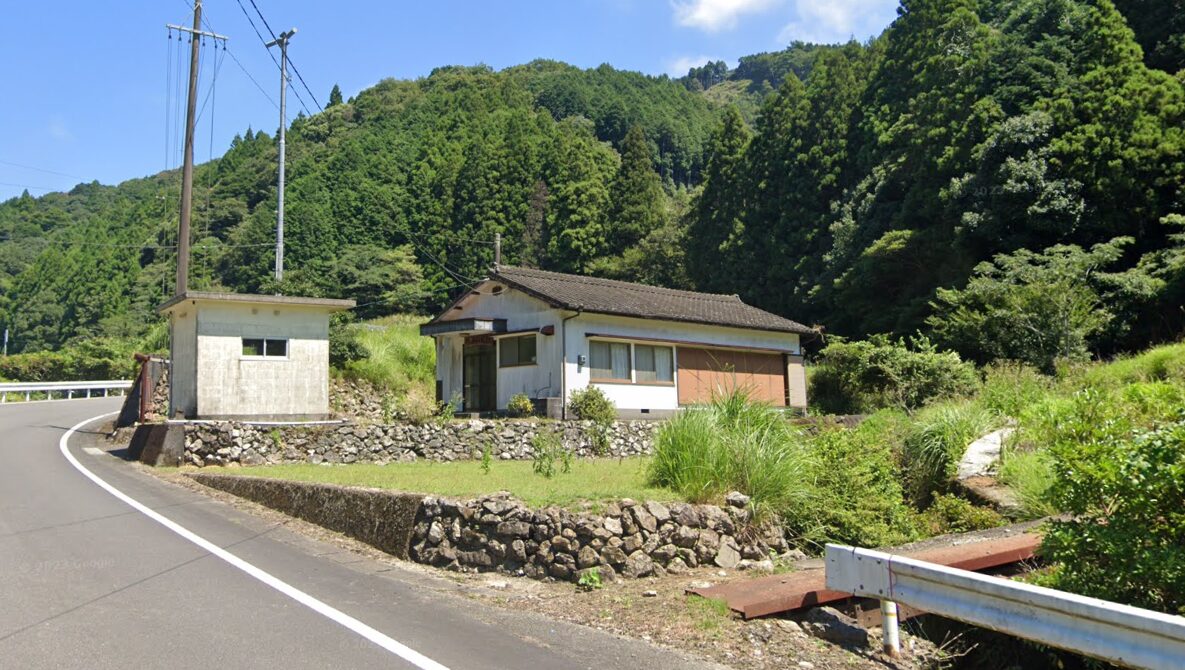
[159,292,355,419]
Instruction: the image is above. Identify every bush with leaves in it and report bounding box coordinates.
[507,393,535,418]
[568,386,616,424]
[0,337,146,382]
[1039,398,1185,613]
[927,238,1153,373]
[329,314,367,368]
[808,335,980,414]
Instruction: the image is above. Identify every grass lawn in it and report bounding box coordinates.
[219,458,680,509]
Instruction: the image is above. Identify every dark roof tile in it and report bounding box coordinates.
[489,266,814,335]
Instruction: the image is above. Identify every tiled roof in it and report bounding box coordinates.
[489,266,815,335]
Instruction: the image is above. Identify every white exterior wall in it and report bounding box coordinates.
[431,285,801,413]
[563,313,800,410]
[435,290,562,410]
[169,307,199,417]
[186,302,332,418]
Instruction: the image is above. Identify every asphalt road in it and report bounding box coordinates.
[0,399,718,669]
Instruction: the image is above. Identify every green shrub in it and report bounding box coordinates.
[791,411,919,549]
[568,386,616,424]
[329,314,368,368]
[809,335,980,414]
[901,402,1000,504]
[480,441,493,475]
[576,567,603,592]
[507,393,534,418]
[0,337,141,381]
[1040,408,1185,613]
[918,493,1005,535]
[927,239,1130,373]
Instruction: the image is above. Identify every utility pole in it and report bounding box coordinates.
[168,5,226,296]
[2,327,8,357]
[494,232,502,266]
[266,28,297,284]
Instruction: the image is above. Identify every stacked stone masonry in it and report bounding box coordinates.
[410,492,789,581]
[184,419,658,467]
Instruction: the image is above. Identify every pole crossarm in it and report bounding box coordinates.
[165,23,229,41]
[825,544,1185,670]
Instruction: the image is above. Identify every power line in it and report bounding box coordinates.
[232,0,313,117]
[0,160,84,181]
[178,0,278,111]
[0,181,59,192]
[246,0,322,112]
[224,46,280,110]
[0,236,276,251]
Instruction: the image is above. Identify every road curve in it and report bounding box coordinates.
[0,399,718,669]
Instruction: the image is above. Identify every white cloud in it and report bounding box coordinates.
[672,0,780,32]
[778,0,898,44]
[666,54,722,76]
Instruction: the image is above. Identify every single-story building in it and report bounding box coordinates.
[159,291,355,420]
[420,266,816,418]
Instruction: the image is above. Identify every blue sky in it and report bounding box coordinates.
[0,0,900,202]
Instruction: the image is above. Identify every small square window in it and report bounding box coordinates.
[499,334,537,367]
[243,337,287,358]
[265,339,288,357]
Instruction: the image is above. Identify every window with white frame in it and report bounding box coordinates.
[588,340,674,384]
[242,337,288,358]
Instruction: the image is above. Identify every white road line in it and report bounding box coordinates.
[60,412,448,670]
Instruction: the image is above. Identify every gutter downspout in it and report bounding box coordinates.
[560,307,583,420]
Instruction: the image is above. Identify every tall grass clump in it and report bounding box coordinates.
[339,315,435,396]
[1082,342,1185,388]
[977,362,1051,417]
[901,402,1000,504]
[648,389,810,523]
[998,449,1057,519]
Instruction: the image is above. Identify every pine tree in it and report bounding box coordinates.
[687,106,750,294]
[328,84,344,107]
[605,125,665,258]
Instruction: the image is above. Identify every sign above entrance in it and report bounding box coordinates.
[419,318,507,337]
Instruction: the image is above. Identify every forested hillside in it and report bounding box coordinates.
[1,0,1183,367]
[689,0,1185,359]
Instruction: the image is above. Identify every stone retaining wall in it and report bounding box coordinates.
[189,473,790,582]
[411,492,790,581]
[184,419,658,467]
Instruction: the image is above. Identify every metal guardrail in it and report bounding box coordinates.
[0,380,132,402]
[825,543,1185,669]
